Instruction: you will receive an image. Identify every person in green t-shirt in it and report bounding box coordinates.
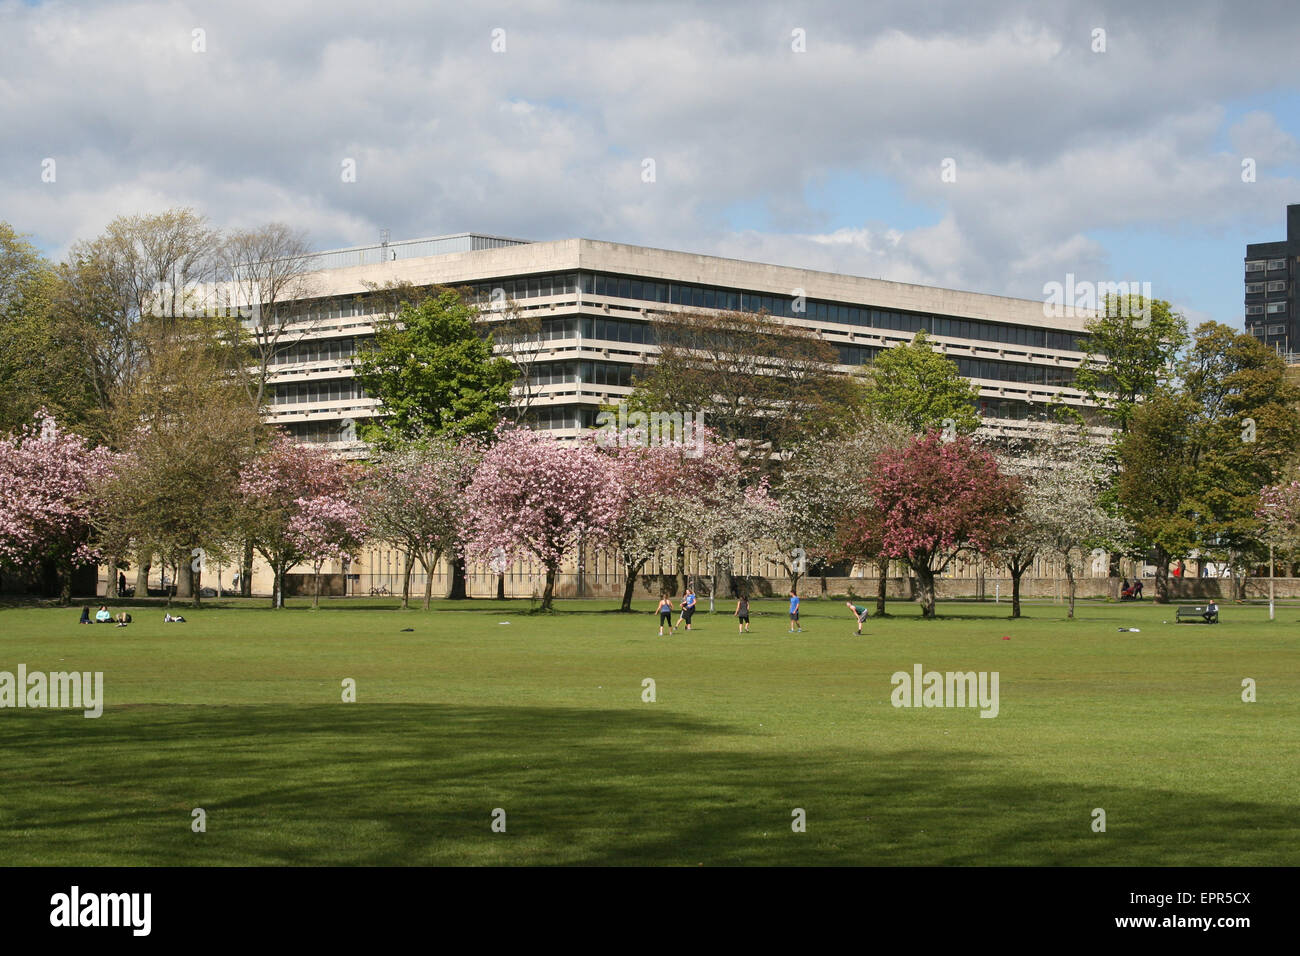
[845,601,869,636]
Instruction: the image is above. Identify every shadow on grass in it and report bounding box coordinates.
[1,703,1294,867]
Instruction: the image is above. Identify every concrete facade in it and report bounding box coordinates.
[257,233,1100,453]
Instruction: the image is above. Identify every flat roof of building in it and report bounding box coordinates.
[297,235,1092,331]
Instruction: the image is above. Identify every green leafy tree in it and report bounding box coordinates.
[1119,323,1300,603]
[1180,323,1300,596]
[0,223,96,435]
[353,289,515,446]
[1072,295,1188,433]
[1116,388,1198,603]
[860,330,980,436]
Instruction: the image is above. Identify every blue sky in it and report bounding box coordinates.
[2,0,1299,328]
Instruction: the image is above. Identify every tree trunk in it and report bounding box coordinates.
[1011,567,1023,618]
[175,561,193,599]
[915,565,937,618]
[274,559,286,609]
[715,554,733,602]
[106,556,118,598]
[400,551,415,609]
[135,557,150,599]
[541,562,557,611]
[313,563,321,609]
[190,558,201,609]
[448,552,469,600]
[496,572,505,600]
[240,538,254,598]
[58,563,72,607]
[621,557,650,611]
[875,556,888,616]
[1153,548,1171,604]
[675,541,687,595]
[421,551,440,611]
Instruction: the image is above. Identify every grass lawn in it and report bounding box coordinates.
[0,596,1296,866]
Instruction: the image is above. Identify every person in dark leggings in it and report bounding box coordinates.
[657,594,674,636]
[735,594,751,634]
[678,588,697,631]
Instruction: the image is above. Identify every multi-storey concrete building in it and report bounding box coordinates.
[1245,203,1300,355]
[262,233,1098,454]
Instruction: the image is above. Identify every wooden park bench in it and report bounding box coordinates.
[1175,605,1219,624]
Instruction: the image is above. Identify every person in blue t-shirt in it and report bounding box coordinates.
[678,588,697,632]
[788,591,801,633]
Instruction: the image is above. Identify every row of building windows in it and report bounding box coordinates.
[577,271,1088,352]
[285,420,356,443]
[272,380,362,405]
[271,336,359,365]
[1244,281,1290,295]
[1245,304,1290,315]
[524,400,1085,432]
[528,406,600,430]
[955,356,1078,387]
[1245,259,1290,272]
[274,271,1092,357]
[468,273,582,307]
[528,361,638,388]
[835,344,1077,387]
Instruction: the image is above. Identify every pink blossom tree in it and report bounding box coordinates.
[361,438,483,610]
[288,494,368,608]
[0,415,114,604]
[237,433,353,607]
[861,431,1021,618]
[604,427,741,611]
[461,428,622,611]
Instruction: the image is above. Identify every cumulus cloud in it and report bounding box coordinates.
[0,0,1297,321]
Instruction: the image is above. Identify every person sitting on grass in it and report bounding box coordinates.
[164,612,186,623]
[94,605,112,623]
[113,612,132,627]
[79,605,91,624]
[656,594,673,637]
[845,601,870,635]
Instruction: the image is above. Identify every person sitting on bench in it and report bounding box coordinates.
[1203,600,1218,623]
